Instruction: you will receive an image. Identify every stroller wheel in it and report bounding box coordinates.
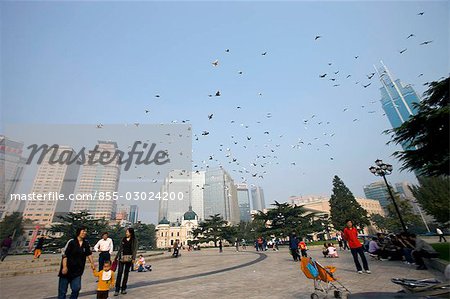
[311,293,319,299]
[334,290,341,298]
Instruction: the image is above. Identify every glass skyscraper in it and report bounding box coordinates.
[203,168,239,224]
[376,62,421,150]
[363,181,390,209]
[236,183,251,222]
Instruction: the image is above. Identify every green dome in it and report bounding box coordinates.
[183,206,197,221]
[158,217,170,225]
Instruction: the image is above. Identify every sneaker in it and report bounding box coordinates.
[121,290,127,294]
[416,265,427,270]
[114,292,119,296]
[365,270,371,274]
[357,271,363,274]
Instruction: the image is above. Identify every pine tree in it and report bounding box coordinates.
[329,175,369,231]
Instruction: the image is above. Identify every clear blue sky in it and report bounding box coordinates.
[1,1,448,223]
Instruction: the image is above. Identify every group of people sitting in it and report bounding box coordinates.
[322,242,339,258]
[366,232,438,270]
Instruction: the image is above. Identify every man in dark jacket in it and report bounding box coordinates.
[289,233,300,262]
[0,235,13,261]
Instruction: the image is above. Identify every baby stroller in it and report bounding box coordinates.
[391,278,450,297]
[301,257,350,299]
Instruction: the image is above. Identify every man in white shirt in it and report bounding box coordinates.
[436,228,447,243]
[94,232,114,271]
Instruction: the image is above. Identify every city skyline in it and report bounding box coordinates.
[2,2,448,224]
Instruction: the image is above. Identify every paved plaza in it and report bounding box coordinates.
[0,246,445,299]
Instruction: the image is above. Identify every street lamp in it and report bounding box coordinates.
[369,159,408,233]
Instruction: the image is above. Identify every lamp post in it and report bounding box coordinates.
[369,159,408,233]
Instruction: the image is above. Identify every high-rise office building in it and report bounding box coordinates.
[203,168,239,224]
[375,62,420,150]
[158,169,191,224]
[363,181,391,208]
[129,204,139,224]
[236,183,251,222]
[72,141,120,220]
[251,186,266,211]
[0,136,26,218]
[23,146,80,226]
[191,170,205,221]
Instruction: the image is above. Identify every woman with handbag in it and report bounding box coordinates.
[114,228,138,296]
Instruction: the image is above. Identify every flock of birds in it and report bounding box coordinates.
[95,11,436,187]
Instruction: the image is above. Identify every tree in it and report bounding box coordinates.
[192,214,228,247]
[253,201,323,239]
[387,77,449,176]
[109,223,125,251]
[133,222,156,250]
[48,211,109,248]
[410,176,450,224]
[370,214,390,233]
[371,194,424,233]
[0,212,25,241]
[329,175,369,231]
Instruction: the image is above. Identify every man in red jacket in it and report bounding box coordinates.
[343,219,371,274]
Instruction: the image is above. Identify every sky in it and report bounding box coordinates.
[1,1,449,224]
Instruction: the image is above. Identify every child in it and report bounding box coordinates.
[298,240,308,257]
[135,254,152,272]
[327,243,339,258]
[93,260,115,299]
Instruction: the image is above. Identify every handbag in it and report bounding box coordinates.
[111,259,118,271]
[121,255,133,263]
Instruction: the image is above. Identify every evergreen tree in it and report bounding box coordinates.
[329,175,369,231]
[387,77,449,176]
[192,214,227,247]
[0,212,25,241]
[410,176,450,224]
[48,210,109,248]
[252,201,323,238]
[133,222,156,250]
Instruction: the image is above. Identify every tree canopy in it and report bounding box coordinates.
[410,176,449,224]
[387,77,449,176]
[329,175,369,231]
[370,191,424,233]
[253,201,323,239]
[0,212,26,241]
[48,210,109,248]
[192,214,228,247]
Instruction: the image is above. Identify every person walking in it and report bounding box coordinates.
[336,233,343,251]
[289,233,300,262]
[114,228,138,296]
[298,239,308,257]
[219,240,223,253]
[33,235,46,260]
[436,228,447,242]
[172,240,179,257]
[58,227,96,299]
[341,231,350,250]
[0,235,13,262]
[343,220,370,274]
[94,232,113,271]
[235,238,239,252]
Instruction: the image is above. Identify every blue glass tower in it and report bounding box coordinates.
[376,62,421,150]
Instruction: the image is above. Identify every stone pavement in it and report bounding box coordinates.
[0,247,445,299]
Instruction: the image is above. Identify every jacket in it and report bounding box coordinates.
[116,237,138,261]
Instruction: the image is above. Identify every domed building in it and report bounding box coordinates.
[155,206,199,249]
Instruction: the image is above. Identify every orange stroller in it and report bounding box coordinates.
[301,257,350,299]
